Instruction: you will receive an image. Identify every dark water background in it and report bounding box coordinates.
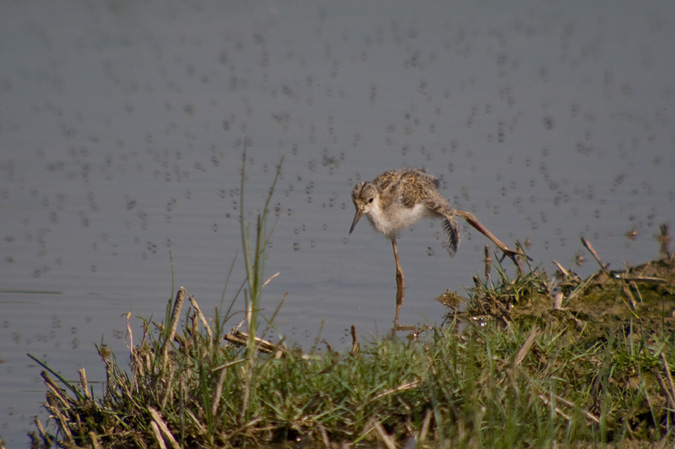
[1,0,674,444]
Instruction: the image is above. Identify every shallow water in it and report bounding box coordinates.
[1,0,674,444]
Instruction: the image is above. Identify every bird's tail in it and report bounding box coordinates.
[442,214,461,256]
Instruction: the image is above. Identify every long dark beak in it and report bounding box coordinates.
[349,209,363,235]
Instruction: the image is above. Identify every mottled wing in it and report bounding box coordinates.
[372,170,401,210]
[399,169,436,208]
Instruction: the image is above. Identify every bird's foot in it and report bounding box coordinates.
[393,322,417,332]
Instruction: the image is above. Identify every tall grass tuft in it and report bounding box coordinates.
[238,143,284,423]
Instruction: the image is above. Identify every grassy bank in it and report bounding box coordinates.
[28,246,675,448]
[25,153,675,448]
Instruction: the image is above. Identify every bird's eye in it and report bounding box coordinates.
[368,198,374,203]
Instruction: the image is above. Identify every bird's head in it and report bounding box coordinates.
[349,182,378,234]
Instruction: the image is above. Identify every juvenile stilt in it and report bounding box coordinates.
[349,168,525,329]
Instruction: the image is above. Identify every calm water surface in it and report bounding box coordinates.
[1,0,674,444]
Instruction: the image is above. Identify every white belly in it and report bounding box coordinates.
[368,203,429,239]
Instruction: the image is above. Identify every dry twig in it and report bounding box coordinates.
[148,406,181,449]
[581,238,609,274]
[372,419,397,449]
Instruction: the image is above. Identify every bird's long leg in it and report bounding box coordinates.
[454,210,528,265]
[392,237,405,327]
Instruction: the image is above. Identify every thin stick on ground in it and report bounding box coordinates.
[89,431,102,449]
[536,393,601,424]
[150,421,168,449]
[77,368,90,400]
[581,237,609,274]
[418,408,433,443]
[148,406,181,449]
[212,365,228,419]
[350,324,360,356]
[658,352,675,410]
[511,326,541,371]
[552,260,571,277]
[317,423,331,449]
[188,294,213,341]
[372,419,397,449]
[484,245,492,280]
[33,417,52,447]
[658,224,671,258]
[162,287,186,364]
